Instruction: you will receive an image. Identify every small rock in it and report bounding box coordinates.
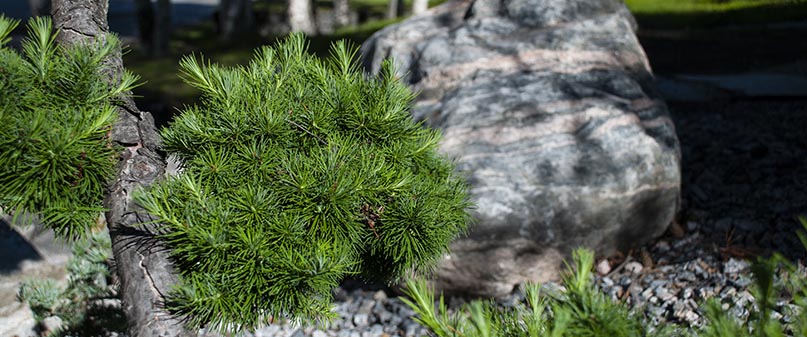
[719,286,737,298]
[389,313,403,326]
[371,324,384,334]
[255,324,282,337]
[290,328,306,337]
[625,261,643,274]
[373,290,388,301]
[653,240,670,253]
[397,305,416,317]
[698,287,716,299]
[655,287,675,302]
[41,316,64,336]
[640,287,654,300]
[404,322,421,337]
[677,271,697,282]
[681,287,693,299]
[596,259,611,275]
[313,330,328,337]
[372,301,386,315]
[354,313,370,327]
[358,299,375,315]
[723,258,750,274]
[378,310,393,323]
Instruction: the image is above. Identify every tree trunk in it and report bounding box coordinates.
[287,0,316,34]
[134,0,171,56]
[133,0,155,54]
[333,0,350,29]
[154,0,171,55]
[386,0,404,20]
[28,0,51,16]
[412,0,428,15]
[51,1,193,336]
[219,0,254,38]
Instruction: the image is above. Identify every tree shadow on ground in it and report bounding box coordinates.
[0,219,42,274]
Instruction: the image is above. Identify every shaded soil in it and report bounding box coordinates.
[669,98,807,261]
[638,23,807,75]
[637,21,807,261]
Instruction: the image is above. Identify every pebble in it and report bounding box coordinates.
[372,290,387,301]
[724,258,749,274]
[353,314,369,327]
[624,261,643,274]
[596,259,611,275]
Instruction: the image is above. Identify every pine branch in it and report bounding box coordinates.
[135,33,473,332]
[0,16,136,239]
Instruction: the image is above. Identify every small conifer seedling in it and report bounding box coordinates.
[135,34,473,331]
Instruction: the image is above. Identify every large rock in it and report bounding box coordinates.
[361,0,681,296]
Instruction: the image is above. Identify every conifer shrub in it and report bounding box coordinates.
[0,16,138,239]
[134,34,473,331]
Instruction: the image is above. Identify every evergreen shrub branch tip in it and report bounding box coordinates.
[134,33,474,332]
[0,16,139,239]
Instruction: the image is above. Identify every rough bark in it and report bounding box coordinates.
[287,0,316,34]
[333,0,351,28]
[51,1,192,336]
[412,0,428,15]
[219,0,254,38]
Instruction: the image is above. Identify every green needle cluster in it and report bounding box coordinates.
[0,16,138,239]
[135,34,473,331]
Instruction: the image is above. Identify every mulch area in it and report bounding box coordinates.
[638,22,807,261]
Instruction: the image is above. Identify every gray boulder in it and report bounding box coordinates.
[361,0,681,296]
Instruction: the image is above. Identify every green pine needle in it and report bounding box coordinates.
[0,16,137,240]
[136,33,473,332]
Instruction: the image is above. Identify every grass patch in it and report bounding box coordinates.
[626,0,807,29]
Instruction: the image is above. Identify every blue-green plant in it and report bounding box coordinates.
[134,34,473,331]
[17,230,125,337]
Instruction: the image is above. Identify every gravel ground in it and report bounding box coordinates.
[3,89,804,337]
[2,15,805,334]
[244,24,807,337]
[239,97,807,337]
